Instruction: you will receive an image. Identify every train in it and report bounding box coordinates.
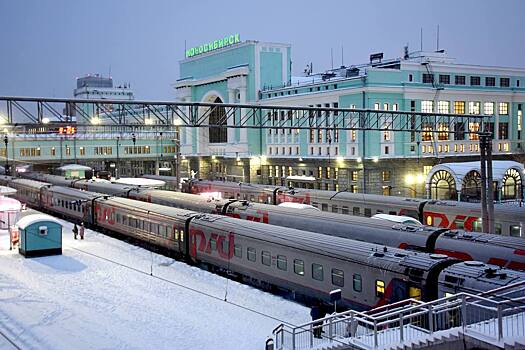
[181,179,525,237]
[5,176,525,311]
[11,173,525,271]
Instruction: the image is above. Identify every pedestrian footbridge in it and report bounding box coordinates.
[270,281,525,350]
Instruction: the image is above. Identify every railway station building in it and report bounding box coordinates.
[174,36,525,200]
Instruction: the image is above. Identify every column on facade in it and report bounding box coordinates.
[228,89,237,143]
[239,87,247,143]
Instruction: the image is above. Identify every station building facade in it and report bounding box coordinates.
[175,37,525,199]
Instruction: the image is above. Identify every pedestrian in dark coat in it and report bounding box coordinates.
[73,224,78,239]
[310,303,324,338]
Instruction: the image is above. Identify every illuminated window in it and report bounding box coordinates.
[421,100,434,113]
[66,146,71,156]
[79,147,85,156]
[437,123,449,140]
[351,171,358,181]
[334,168,339,180]
[294,259,305,276]
[351,130,356,142]
[499,102,509,115]
[374,103,380,110]
[383,103,389,111]
[423,165,433,175]
[438,101,450,114]
[318,167,322,178]
[309,130,314,143]
[445,144,449,152]
[326,167,331,179]
[268,166,273,177]
[422,124,433,141]
[392,103,398,111]
[468,101,480,114]
[454,101,465,114]
[484,102,494,115]
[422,145,427,153]
[382,171,390,182]
[376,280,385,298]
[469,123,480,140]
[518,109,522,132]
[317,129,322,143]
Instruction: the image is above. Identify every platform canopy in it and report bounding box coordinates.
[57,164,93,171]
[425,161,524,201]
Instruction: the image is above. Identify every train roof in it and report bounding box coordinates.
[190,213,450,274]
[101,196,198,220]
[45,186,106,200]
[10,178,51,189]
[439,230,525,251]
[441,261,525,289]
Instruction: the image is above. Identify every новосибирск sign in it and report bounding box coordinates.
[185,34,240,58]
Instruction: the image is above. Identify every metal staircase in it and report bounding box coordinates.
[270,281,525,350]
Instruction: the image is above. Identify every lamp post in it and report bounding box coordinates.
[131,133,136,176]
[116,136,120,179]
[3,135,8,175]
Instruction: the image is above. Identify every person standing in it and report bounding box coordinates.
[79,222,85,240]
[310,302,324,339]
[73,224,78,240]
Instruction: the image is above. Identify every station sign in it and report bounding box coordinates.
[186,34,241,58]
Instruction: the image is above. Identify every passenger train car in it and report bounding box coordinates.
[182,179,525,237]
[5,177,525,311]
[12,174,525,271]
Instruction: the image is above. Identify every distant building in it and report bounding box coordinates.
[174,37,525,199]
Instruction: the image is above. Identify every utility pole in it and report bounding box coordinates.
[479,132,494,233]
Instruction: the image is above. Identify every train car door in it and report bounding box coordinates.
[390,279,408,303]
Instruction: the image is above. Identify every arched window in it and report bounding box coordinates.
[430,170,457,200]
[461,170,481,202]
[502,168,522,200]
[208,97,227,143]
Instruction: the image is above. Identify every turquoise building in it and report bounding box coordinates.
[175,37,525,199]
[18,214,63,257]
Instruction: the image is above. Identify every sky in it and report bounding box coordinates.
[0,0,524,100]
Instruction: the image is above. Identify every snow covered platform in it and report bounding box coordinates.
[0,215,309,349]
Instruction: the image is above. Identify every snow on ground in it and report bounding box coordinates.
[0,214,309,350]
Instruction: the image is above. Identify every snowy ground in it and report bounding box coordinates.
[0,213,309,350]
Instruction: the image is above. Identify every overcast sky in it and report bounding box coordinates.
[0,0,523,100]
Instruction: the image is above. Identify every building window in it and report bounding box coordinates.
[438,101,450,114]
[499,102,509,115]
[422,73,434,84]
[439,75,450,84]
[351,130,356,142]
[382,171,390,182]
[454,101,465,114]
[79,147,85,156]
[408,74,413,82]
[499,123,509,140]
[484,102,494,115]
[392,103,398,111]
[421,100,434,113]
[374,103,380,110]
[469,122,481,140]
[332,269,344,287]
[485,77,496,87]
[468,101,480,115]
[422,124,433,141]
[455,75,466,85]
[438,123,449,140]
[351,171,358,181]
[470,76,480,86]
[500,78,510,87]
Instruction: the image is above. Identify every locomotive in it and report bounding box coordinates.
[5,177,525,311]
[14,173,525,271]
[182,179,525,237]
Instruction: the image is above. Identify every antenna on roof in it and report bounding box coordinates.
[436,24,440,51]
[331,48,334,70]
[404,44,409,60]
[341,45,344,66]
[108,65,111,79]
[420,27,423,51]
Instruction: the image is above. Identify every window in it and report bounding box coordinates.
[247,247,256,262]
[500,78,510,87]
[437,123,449,140]
[312,263,323,281]
[276,255,287,271]
[499,102,509,115]
[382,171,390,182]
[261,251,271,266]
[470,76,480,86]
[294,259,305,276]
[455,75,466,85]
[421,100,434,113]
[485,77,495,87]
[353,207,360,215]
[331,205,338,213]
[484,102,494,115]
[353,274,362,292]
[376,280,385,298]
[233,244,242,258]
[510,225,521,237]
[408,74,413,82]
[439,75,450,84]
[332,269,344,287]
[374,103,380,110]
[438,101,450,114]
[422,73,434,84]
[499,123,509,140]
[321,203,328,211]
[454,101,465,114]
[468,101,480,114]
[469,123,480,140]
[364,208,371,217]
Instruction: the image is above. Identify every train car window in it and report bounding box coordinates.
[389,211,396,215]
[175,229,180,241]
[312,202,318,208]
[332,205,338,213]
[277,255,287,271]
[234,244,242,258]
[321,203,328,211]
[250,195,255,202]
[353,274,362,292]
[409,286,421,301]
[376,280,385,298]
[312,263,323,281]
[261,251,271,266]
[364,208,372,217]
[210,238,217,251]
[331,269,344,287]
[116,214,120,223]
[180,229,184,241]
[247,247,256,262]
[454,218,465,229]
[494,223,502,235]
[293,259,305,276]
[376,209,384,214]
[510,225,521,237]
[472,219,483,232]
[342,206,349,215]
[352,207,360,216]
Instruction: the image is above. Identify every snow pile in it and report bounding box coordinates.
[0,218,308,349]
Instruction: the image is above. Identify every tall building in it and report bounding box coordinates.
[176,37,524,198]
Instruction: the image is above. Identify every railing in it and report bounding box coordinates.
[272,281,525,350]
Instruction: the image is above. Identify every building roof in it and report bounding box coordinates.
[425,161,524,190]
[0,196,21,211]
[17,214,63,230]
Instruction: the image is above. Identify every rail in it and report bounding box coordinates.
[272,280,525,350]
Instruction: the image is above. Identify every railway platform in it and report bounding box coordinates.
[271,281,525,350]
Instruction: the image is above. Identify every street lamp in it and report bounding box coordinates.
[116,136,120,179]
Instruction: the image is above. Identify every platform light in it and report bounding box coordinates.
[91,116,101,125]
[144,118,154,125]
[298,157,303,162]
[336,156,344,163]
[356,157,362,163]
[173,118,183,126]
[211,155,216,160]
[372,157,379,163]
[405,174,415,185]
[42,117,50,124]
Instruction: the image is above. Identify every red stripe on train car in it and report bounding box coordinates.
[514,249,525,256]
[434,249,473,261]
